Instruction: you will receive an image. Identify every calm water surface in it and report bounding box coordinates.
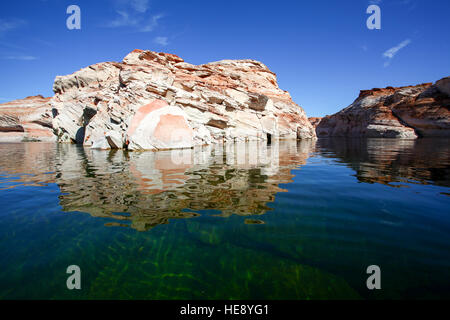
[0,138,449,299]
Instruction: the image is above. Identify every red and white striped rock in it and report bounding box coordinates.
[314,80,450,138]
[126,99,194,150]
[0,95,54,142]
[49,49,316,150]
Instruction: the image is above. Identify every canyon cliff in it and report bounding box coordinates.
[0,49,315,149]
[311,77,450,138]
[2,52,448,144]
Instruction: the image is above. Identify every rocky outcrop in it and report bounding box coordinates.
[0,95,55,142]
[126,100,194,150]
[436,77,450,96]
[308,117,322,128]
[315,78,450,138]
[50,49,315,150]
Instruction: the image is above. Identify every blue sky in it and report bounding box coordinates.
[0,0,449,117]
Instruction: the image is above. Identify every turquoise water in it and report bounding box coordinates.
[0,138,449,299]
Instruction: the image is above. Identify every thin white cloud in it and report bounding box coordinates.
[2,55,38,61]
[396,0,413,5]
[112,0,150,13]
[0,18,26,34]
[130,0,150,13]
[105,0,163,32]
[369,0,382,4]
[397,0,417,11]
[107,10,139,28]
[140,14,164,32]
[0,41,26,50]
[33,38,55,48]
[382,39,411,67]
[154,36,168,46]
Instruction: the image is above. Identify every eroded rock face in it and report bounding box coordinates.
[315,78,450,138]
[126,100,194,151]
[0,95,55,142]
[50,49,315,150]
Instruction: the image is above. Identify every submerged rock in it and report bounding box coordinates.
[244,219,265,225]
[49,49,315,150]
[313,78,450,138]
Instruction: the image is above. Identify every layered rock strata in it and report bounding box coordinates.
[0,95,54,142]
[313,77,450,138]
[50,49,315,150]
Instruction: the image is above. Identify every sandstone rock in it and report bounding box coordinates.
[105,130,123,149]
[308,117,322,128]
[50,49,315,150]
[0,95,55,142]
[315,78,450,138]
[91,136,110,150]
[126,99,194,151]
[0,114,23,132]
[436,77,450,96]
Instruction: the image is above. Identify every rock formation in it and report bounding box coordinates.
[308,117,322,128]
[49,49,315,150]
[3,50,448,144]
[313,77,450,138]
[0,95,54,142]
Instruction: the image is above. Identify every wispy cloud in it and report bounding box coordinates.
[154,36,168,46]
[105,0,163,32]
[33,38,55,48]
[369,0,382,4]
[140,14,164,32]
[0,18,26,35]
[382,39,411,67]
[130,0,150,13]
[107,10,139,28]
[396,0,417,11]
[1,55,38,61]
[0,41,26,50]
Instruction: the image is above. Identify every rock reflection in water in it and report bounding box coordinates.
[1,137,448,232]
[317,138,450,188]
[55,140,314,231]
[0,142,56,188]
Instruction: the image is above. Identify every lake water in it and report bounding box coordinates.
[0,138,449,299]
